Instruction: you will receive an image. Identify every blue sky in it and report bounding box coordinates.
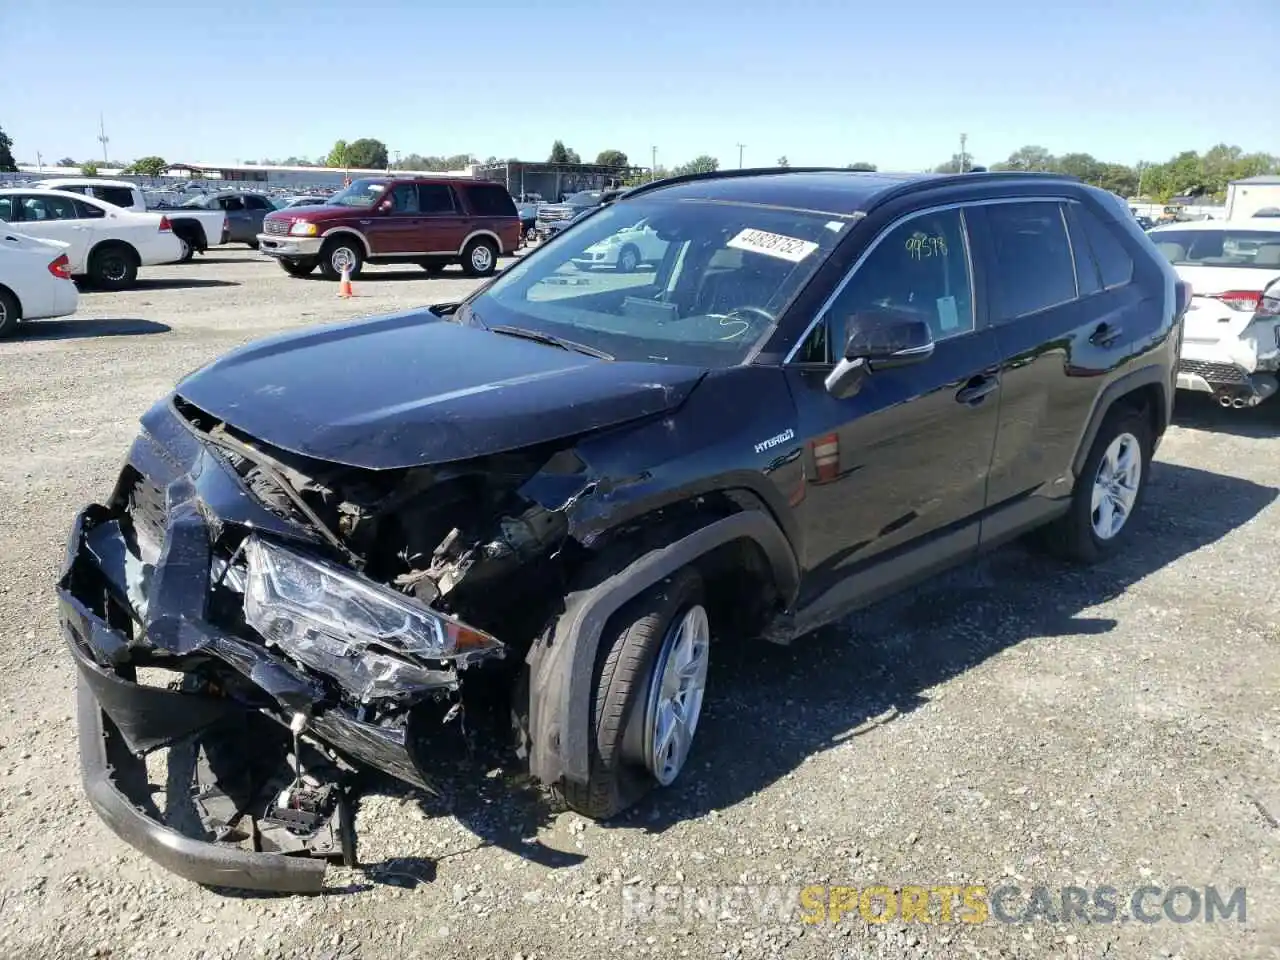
[4,0,1277,171]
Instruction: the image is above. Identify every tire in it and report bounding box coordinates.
[319,237,364,280]
[1041,406,1152,563]
[462,237,498,277]
[88,243,139,290]
[558,567,709,820]
[176,235,194,263]
[524,225,538,241]
[0,287,21,338]
[246,239,260,250]
[279,258,317,278]
[615,244,640,273]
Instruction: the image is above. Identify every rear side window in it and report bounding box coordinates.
[985,202,1077,321]
[1076,205,1134,288]
[96,186,135,208]
[466,183,517,217]
[0,197,13,221]
[74,200,106,219]
[416,184,457,214]
[58,185,88,195]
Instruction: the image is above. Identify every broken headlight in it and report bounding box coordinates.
[242,536,501,702]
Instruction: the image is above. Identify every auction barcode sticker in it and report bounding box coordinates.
[727,228,819,263]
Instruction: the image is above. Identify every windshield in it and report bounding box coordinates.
[1151,229,1280,269]
[325,178,388,208]
[469,198,846,366]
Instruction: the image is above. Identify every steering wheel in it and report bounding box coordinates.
[716,305,775,341]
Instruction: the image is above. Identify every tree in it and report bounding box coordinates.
[548,140,571,163]
[596,149,629,168]
[1054,152,1102,184]
[126,156,168,177]
[80,161,99,177]
[776,156,790,168]
[992,145,1055,172]
[325,140,350,168]
[345,138,389,169]
[0,126,15,173]
[671,155,719,177]
[57,156,76,168]
[933,154,971,174]
[847,162,877,171]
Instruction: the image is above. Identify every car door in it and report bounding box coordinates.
[418,183,467,255]
[241,194,273,238]
[363,182,424,255]
[971,198,1151,543]
[783,204,1002,620]
[218,195,250,242]
[9,193,94,272]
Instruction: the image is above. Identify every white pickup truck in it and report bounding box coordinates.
[33,178,226,263]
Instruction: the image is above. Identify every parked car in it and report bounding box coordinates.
[1149,217,1280,407]
[534,189,607,235]
[281,195,331,209]
[175,191,276,248]
[258,177,520,279]
[59,168,1185,892]
[570,216,668,271]
[33,178,225,262]
[0,230,78,336]
[0,189,183,289]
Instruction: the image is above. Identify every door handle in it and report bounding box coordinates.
[955,375,999,405]
[1089,322,1124,347]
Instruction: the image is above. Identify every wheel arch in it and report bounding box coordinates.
[0,281,22,320]
[458,229,502,256]
[319,228,371,258]
[1071,365,1170,477]
[525,509,799,788]
[87,238,140,268]
[165,217,207,252]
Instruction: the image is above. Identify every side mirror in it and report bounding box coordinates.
[824,311,935,399]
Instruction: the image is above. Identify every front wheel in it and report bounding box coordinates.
[318,238,364,280]
[1040,407,1152,563]
[557,567,710,820]
[615,244,640,273]
[461,238,498,277]
[279,258,317,278]
[246,239,260,250]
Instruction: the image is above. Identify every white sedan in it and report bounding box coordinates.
[1149,217,1280,407]
[0,189,183,290]
[0,231,79,337]
[572,219,669,272]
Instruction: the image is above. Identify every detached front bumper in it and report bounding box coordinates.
[257,235,323,258]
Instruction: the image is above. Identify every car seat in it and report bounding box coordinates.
[1254,244,1280,268]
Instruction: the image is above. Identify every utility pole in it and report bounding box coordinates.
[1136,161,1146,199]
[36,152,43,172]
[97,114,110,165]
[651,145,657,182]
[959,133,968,173]
[736,143,746,169]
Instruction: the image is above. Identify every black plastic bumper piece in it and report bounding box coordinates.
[76,676,328,893]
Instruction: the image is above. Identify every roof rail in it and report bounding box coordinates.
[617,165,861,201]
[868,169,1083,208]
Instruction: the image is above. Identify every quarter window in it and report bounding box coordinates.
[806,207,974,361]
[985,202,1077,321]
[1076,205,1134,288]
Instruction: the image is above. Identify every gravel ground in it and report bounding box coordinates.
[0,251,1277,960]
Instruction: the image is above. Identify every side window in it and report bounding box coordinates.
[807,207,975,360]
[59,185,88,195]
[19,194,81,221]
[985,202,1077,321]
[220,196,246,212]
[73,199,106,219]
[1076,204,1135,288]
[0,197,13,221]
[466,184,517,217]
[243,194,271,211]
[1063,204,1102,297]
[97,186,135,208]
[418,184,457,214]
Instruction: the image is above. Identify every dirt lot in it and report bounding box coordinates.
[0,251,1277,960]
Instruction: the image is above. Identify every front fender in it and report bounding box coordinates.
[525,510,798,787]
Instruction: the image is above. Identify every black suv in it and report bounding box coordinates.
[60,169,1186,891]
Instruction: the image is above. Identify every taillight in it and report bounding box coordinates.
[158,215,172,232]
[48,253,71,280]
[1210,290,1261,312]
[1255,280,1280,318]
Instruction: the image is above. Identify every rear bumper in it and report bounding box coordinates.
[257,235,323,258]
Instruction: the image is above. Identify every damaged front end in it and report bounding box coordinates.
[61,396,583,891]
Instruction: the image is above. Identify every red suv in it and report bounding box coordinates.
[258,177,520,280]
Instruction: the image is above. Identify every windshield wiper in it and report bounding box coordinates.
[488,325,614,360]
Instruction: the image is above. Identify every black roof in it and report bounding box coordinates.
[618,167,1082,217]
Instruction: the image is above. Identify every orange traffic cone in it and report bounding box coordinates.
[337,263,354,298]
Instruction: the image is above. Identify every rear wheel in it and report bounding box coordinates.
[0,287,21,338]
[558,567,710,820]
[462,237,498,277]
[279,258,317,278]
[88,243,139,290]
[319,237,363,280]
[176,235,194,263]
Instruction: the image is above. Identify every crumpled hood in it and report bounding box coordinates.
[176,309,706,470]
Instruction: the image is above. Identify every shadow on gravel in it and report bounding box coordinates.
[601,460,1278,834]
[1173,392,1280,438]
[17,317,171,340]
[119,278,240,291]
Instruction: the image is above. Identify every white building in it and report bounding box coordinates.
[1226,175,1280,220]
